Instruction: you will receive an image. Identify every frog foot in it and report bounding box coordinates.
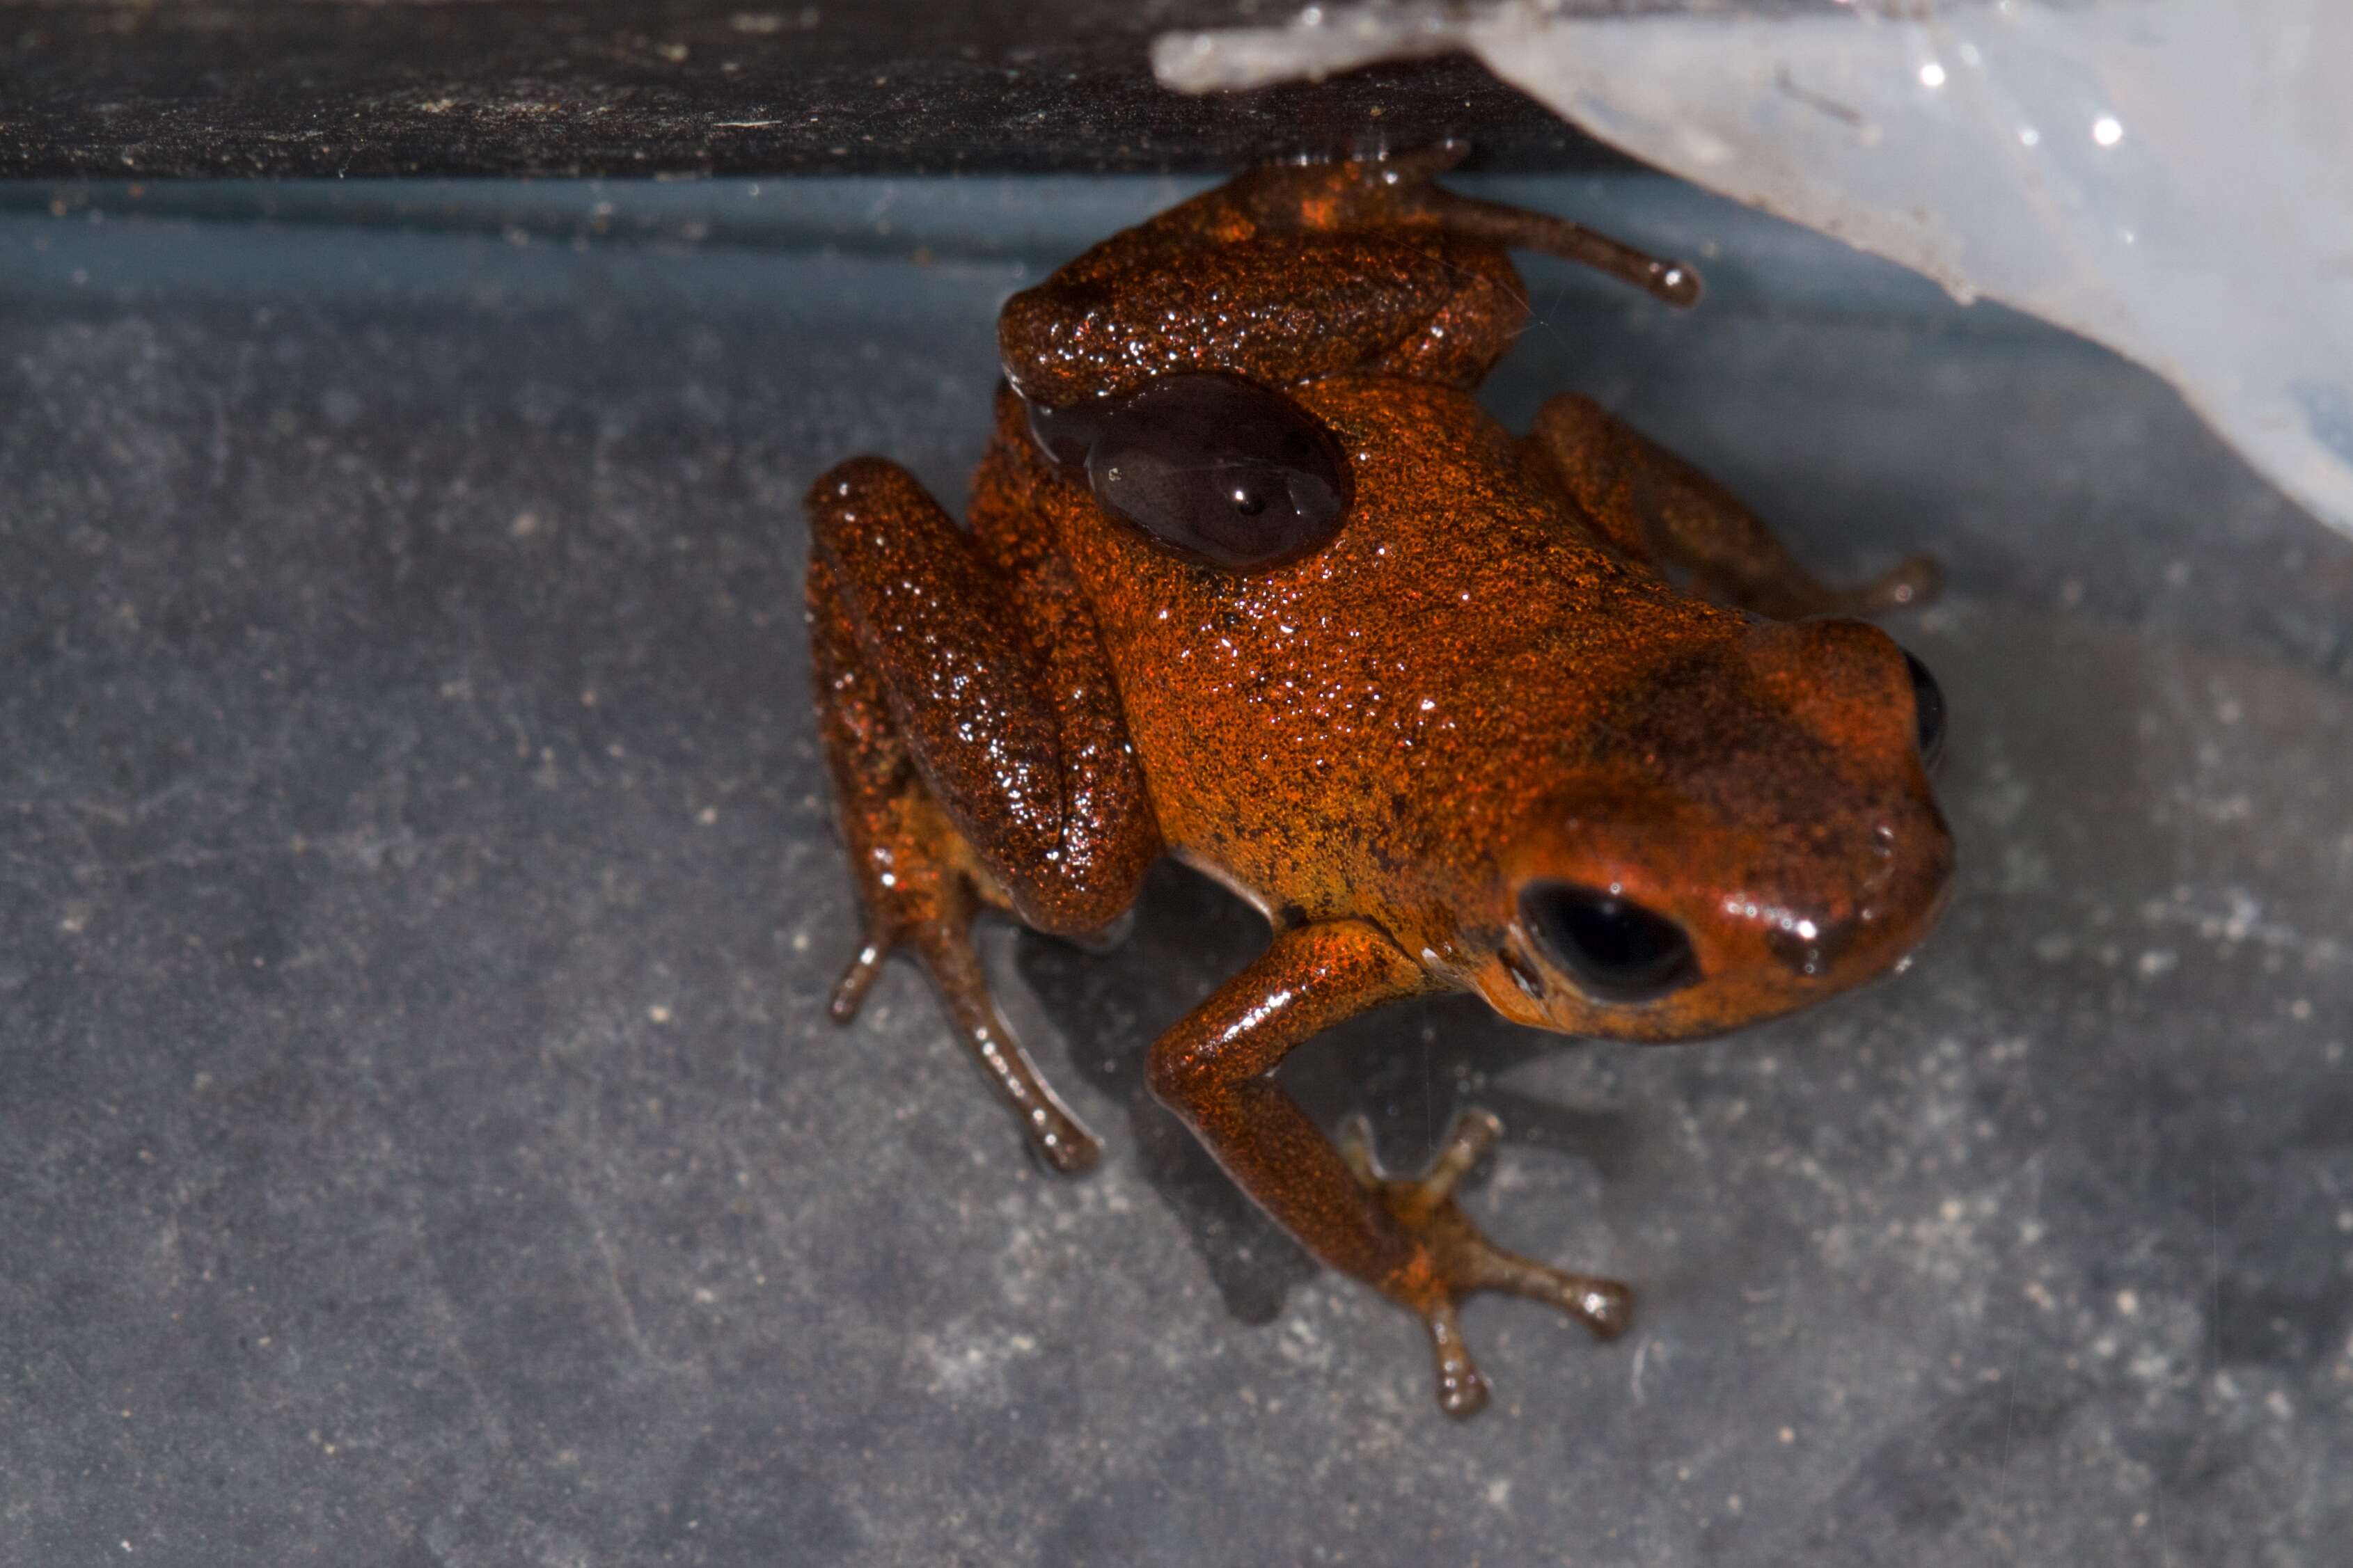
[824,799,1103,1177]
[830,909,1104,1178]
[1337,1107,1631,1419]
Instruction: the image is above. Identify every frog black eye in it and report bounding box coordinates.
[1518,882,1699,1005]
[1083,373,1352,570]
[1903,650,1946,771]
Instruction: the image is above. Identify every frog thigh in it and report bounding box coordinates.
[808,455,1157,937]
[1526,393,1938,620]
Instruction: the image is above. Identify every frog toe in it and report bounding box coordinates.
[1458,1241,1633,1343]
[1836,551,1942,615]
[828,936,892,1022]
[1422,1296,1490,1420]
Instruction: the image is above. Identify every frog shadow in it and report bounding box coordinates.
[1012,862,1639,1327]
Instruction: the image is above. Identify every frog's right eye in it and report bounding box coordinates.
[1518,881,1699,1005]
[1080,374,1353,571]
[1902,650,1946,771]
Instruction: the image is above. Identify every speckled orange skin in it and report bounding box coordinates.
[807,153,1953,1417]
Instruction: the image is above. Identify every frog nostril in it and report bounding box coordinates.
[1764,917,1857,980]
[1518,881,1699,1004]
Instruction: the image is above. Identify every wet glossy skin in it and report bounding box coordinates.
[806,151,1954,1418]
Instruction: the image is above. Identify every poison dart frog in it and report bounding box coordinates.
[805,150,1953,1417]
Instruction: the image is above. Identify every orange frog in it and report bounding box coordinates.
[805,152,1953,1417]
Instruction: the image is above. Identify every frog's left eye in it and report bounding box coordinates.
[1083,374,1352,570]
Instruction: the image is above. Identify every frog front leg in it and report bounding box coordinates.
[1146,921,1632,1418]
[807,459,1159,1173]
[1527,393,1938,618]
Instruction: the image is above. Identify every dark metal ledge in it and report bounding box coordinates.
[1,1,1654,178]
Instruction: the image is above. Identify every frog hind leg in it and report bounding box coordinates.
[1527,393,1939,620]
[809,555,1103,1174]
[809,461,1157,1171]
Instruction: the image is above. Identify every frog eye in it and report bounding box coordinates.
[1083,374,1353,570]
[1518,881,1699,1005]
[1902,650,1946,771]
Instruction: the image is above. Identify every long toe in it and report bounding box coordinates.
[1423,1299,1490,1420]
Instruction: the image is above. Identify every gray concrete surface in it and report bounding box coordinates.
[3,176,2348,1565]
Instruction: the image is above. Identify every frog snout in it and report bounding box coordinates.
[1504,802,1953,1027]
